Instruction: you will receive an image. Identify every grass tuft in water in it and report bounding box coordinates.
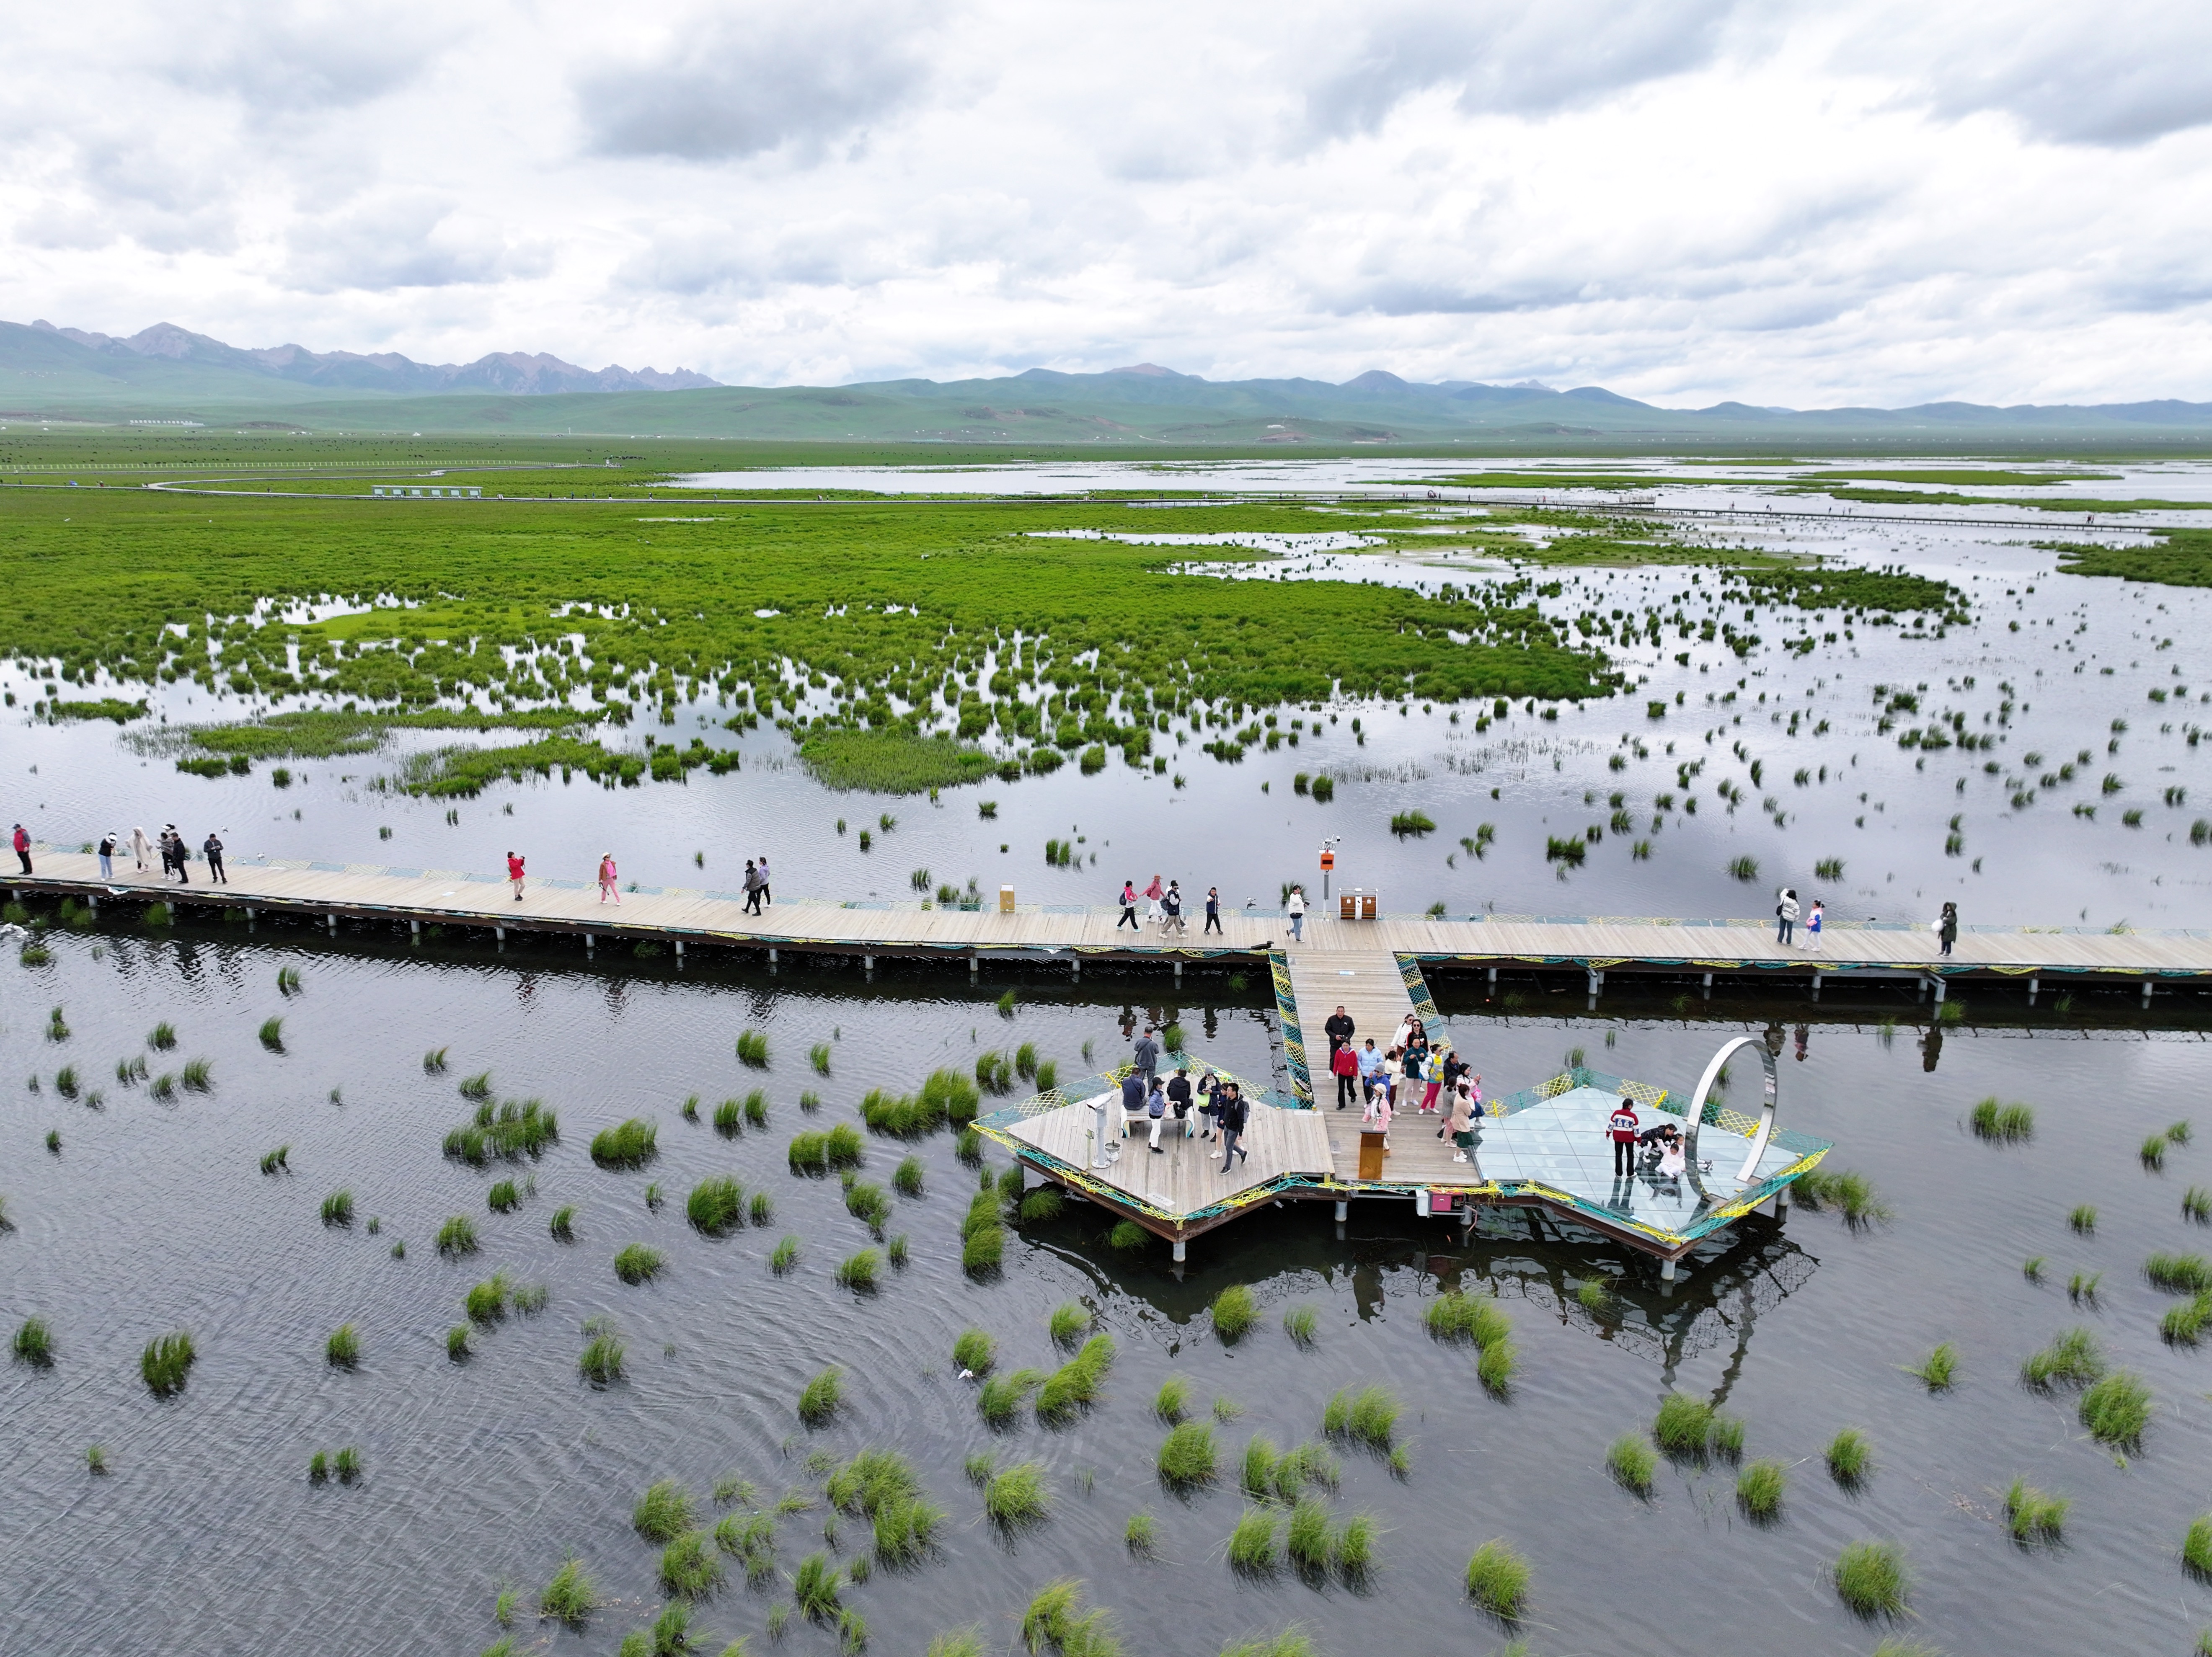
[1652,1393,1718,1457]
[2146,1252,2212,1293]
[180,1057,213,1091]
[1018,1187,1063,1224]
[1282,1303,1318,1347]
[466,1273,512,1323]
[793,1552,842,1620]
[1464,1539,1529,1619]
[1792,1168,1892,1225]
[2022,1327,2105,1390]
[1049,1302,1091,1347]
[1154,1375,1192,1422]
[579,1316,625,1384]
[548,1205,576,1242]
[140,1332,194,1396]
[979,1368,1045,1427]
[1240,1435,1280,1500]
[736,1030,769,1068]
[592,1118,659,1169]
[961,1225,1005,1276]
[713,1098,743,1138]
[1826,1427,1872,1485]
[538,1557,596,1626]
[2069,1203,2097,1234]
[1322,1384,1401,1451]
[1034,1333,1115,1423]
[1124,1512,1158,1554]
[2145,1134,2171,1170]
[422,1047,448,1074]
[326,1323,362,1367]
[1737,1458,1786,1520]
[1833,1540,1908,1617]
[2184,1515,2212,1579]
[687,1175,747,1237]
[799,1365,843,1426]
[2079,1371,2152,1448]
[320,1188,354,1227]
[767,1233,800,1274]
[835,1249,882,1292]
[1228,1508,1278,1573]
[259,1144,289,1175]
[2004,1478,2070,1543]
[894,1156,925,1197]
[953,1327,996,1375]
[488,1179,521,1213]
[149,1022,177,1051]
[984,1460,1049,1526]
[635,1480,695,1541]
[2185,1187,2212,1224]
[13,1315,55,1367]
[1020,1579,1116,1654]
[1909,1343,1959,1391]
[446,1324,470,1361]
[1607,1433,1656,1495]
[1210,1283,1258,1343]
[659,1529,724,1598]
[1148,1418,1215,1486]
[1970,1097,2033,1141]
[614,1244,665,1285]
[1284,1495,1331,1572]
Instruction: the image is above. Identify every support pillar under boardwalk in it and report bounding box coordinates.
[1171,1237,1186,1263]
[410,919,420,942]
[1333,1200,1348,1222]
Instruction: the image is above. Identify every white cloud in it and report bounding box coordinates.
[0,0,2208,404]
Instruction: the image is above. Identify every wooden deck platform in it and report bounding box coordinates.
[1006,1093,1332,1223]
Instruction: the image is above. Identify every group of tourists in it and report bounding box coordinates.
[1774,887,1824,949]
[1116,876,1220,935]
[1322,1006,1484,1164]
[1604,1094,1698,1187]
[79,825,226,884]
[1117,1030,1253,1172]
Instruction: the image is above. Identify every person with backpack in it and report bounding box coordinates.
[742,858,764,914]
[1161,881,1186,934]
[1117,880,1140,930]
[1606,1096,1640,1176]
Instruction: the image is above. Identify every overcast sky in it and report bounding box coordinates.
[4,0,2209,405]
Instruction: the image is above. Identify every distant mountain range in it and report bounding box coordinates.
[4,318,2209,442]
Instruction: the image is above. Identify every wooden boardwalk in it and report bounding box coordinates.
[1006,1092,1331,1219]
[12,849,2212,999]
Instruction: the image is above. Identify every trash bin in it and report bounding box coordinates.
[1359,893,1377,921]
[999,885,1016,914]
[1339,892,1357,920]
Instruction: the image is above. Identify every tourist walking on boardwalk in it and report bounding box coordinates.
[1287,884,1306,942]
[1448,1084,1477,1164]
[97,831,116,880]
[598,854,621,903]
[756,854,771,906]
[1324,1005,1356,1107]
[506,850,526,901]
[12,821,31,875]
[164,826,190,884]
[1606,1095,1640,1176]
[742,859,765,914]
[1938,901,1958,957]
[1196,1068,1220,1139]
[1143,874,1165,926]
[1117,880,1140,930]
[1204,886,1222,934]
[131,825,151,873]
[203,829,227,885]
[1218,1082,1250,1172]
[1162,881,1186,934]
[1805,898,1823,951]
[1775,887,1799,947]
[1420,1041,1448,1113]
[1146,1074,1168,1153]
[1133,1025,1162,1093]
[1167,1066,1194,1138]
[1357,1038,1384,1107]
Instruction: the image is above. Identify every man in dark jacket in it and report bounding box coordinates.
[1204,887,1222,934]
[1218,1084,1250,1172]
[1323,1007,1356,1107]
[1133,1026,1161,1092]
[203,830,227,885]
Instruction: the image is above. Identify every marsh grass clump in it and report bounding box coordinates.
[687,1175,747,1237]
[979,1368,1044,1427]
[548,1205,576,1241]
[894,1155,924,1197]
[259,1144,289,1175]
[835,1249,882,1292]
[457,1069,492,1101]
[1827,1427,1872,1485]
[1228,1508,1278,1574]
[488,1179,521,1213]
[257,1017,286,1054]
[1737,1459,1786,1521]
[955,1126,984,1164]
[422,1047,448,1074]
[770,1234,801,1274]
[2071,1271,2105,1308]
[1018,1187,1063,1224]
[1653,1393,1718,1458]
[13,1315,55,1367]
[2185,1187,2212,1224]
[579,1318,625,1384]
[1240,1435,1281,1500]
[437,1214,481,1256]
[141,1332,195,1397]
[793,1553,842,1620]
[2184,1515,2212,1579]
[1322,1384,1401,1452]
[954,1327,996,1375]
[1124,1512,1158,1555]
[1211,1284,1258,1343]
[1910,1343,1959,1391]
[962,1224,1005,1276]
[1607,1434,1656,1496]
[736,1030,769,1068]
[2144,1134,2171,1171]
[147,1071,176,1101]
[320,1188,355,1227]
[1154,1374,1193,1423]
[1284,1495,1331,1572]
[984,1460,1049,1526]
[2069,1204,2098,1235]
[2147,1252,2212,1293]
[446,1324,470,1360]
[2079,1371,2152,1448]
[592,1118,659,1170]
[615,1244,665,1285]
[1282,1304,1318,1347]
[2004,1478,2069,1543]
[538,1557,596,1626]
[1833,1540,1908,1617]
[466,1273,512,1323]
[1971,1097,2035,1142]
[1157,1420,1217,1487]
[844,1181,891,1235]
[1793,1168,1892,1226]
[149,1021,177,1052]
[1049,1301,1092,1347]
[713,1098,743,1138]
[2021,1327,2105,1391]
[799,1365,843,1426]
[1463,1539,1530,1620]
[1020,1580,1116,1655]
[326,1323,362,1368]
[659,1529,724,1598]
[2162,1291,2212,1345]
[1037,1334,1115,1422]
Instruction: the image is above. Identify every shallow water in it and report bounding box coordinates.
[6,917,2212,1657]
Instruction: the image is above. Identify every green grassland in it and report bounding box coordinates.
[2055,528,2212,586]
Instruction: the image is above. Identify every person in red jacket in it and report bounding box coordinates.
[1606,1097,1640,1177]
[11,822,29,875]
[506,851,526,901]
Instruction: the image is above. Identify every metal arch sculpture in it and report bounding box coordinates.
[1682,1035,1780,1185]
